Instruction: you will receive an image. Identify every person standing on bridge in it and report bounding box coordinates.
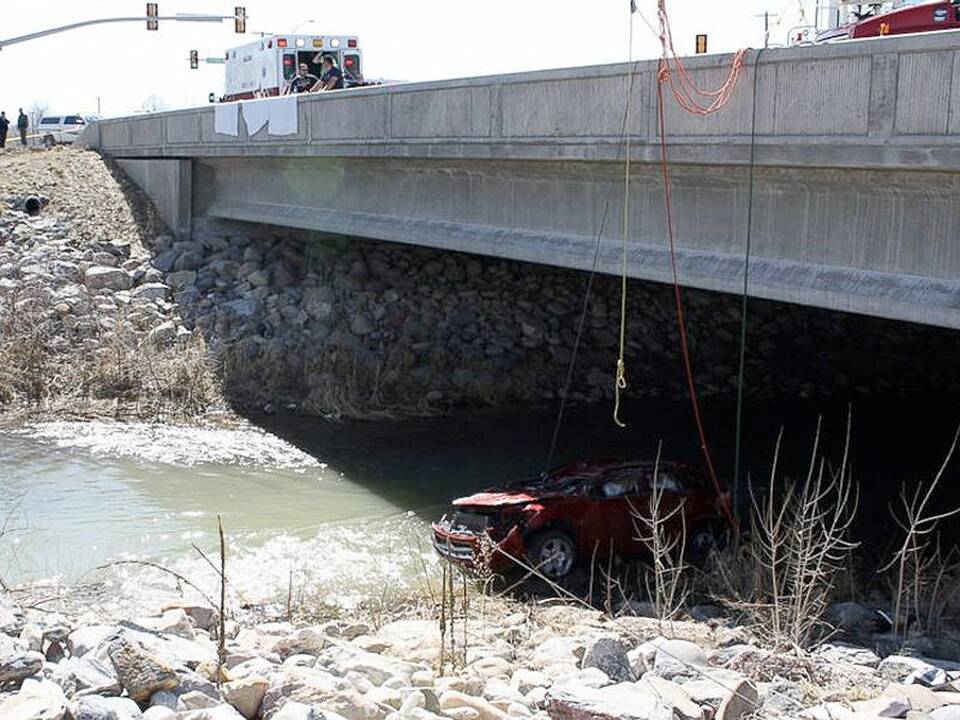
[0,112,8,149]
[16,109,28,146]
[315,55,344,91]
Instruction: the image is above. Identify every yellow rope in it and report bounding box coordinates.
[613,6,636,429]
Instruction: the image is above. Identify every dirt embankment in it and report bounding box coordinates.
[0,147,230,426]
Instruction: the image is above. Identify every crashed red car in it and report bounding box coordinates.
[432,459,730,580]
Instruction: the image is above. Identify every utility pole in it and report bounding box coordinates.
[755,11,778,48]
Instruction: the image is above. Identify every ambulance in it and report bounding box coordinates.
[223,34,364,101]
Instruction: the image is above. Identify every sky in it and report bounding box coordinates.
[0,0,821,118]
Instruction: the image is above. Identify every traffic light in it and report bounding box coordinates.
[234,6,246,34]
[146,3,158,31]
[695,34,708,54]
[190,50,199,69]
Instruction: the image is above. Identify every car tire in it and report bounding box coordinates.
[687,521,726,564]
[527,530,577,580]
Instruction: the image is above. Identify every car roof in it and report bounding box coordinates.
[547,458,708,481]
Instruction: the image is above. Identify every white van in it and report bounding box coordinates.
[37,114,87,144]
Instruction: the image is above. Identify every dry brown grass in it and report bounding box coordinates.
[0,291,226,423]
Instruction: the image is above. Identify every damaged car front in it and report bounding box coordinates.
[431,490,543,574]
[431,469,597,577]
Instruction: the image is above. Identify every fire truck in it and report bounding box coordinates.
[790,1,960,45]
[223,34,363,101]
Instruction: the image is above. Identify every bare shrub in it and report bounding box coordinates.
[882,424,960,639]
[747,418,860,648]
[698,418,861,649]
[632,447,689,627]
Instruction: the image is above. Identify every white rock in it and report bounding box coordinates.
[653,641,709,682]
[546,681,672,720]
[853,696,912,718]
[178,690,221,710]
[638,676,704,720]
[143,707,177,720]
[178,706,247,720]
[511,669,550,693]
[398,690,426,716]
[0,678,68,720]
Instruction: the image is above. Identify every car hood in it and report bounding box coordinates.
[452,490,540,507]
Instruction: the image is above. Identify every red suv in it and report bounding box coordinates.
[432,459,730,580]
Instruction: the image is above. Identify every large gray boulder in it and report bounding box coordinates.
[85,266,132,292]
[106,637,179,703]
[0,636,44,684]
[546,680,673,720]
[131,283,170,301]
[50,654,121,696]
[72,694,143,720]
[580,638,634,683]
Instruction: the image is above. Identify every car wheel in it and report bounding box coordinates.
[687,522,725,563]
[527,530,576,580]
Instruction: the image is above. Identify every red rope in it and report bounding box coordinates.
[653,0,743,531]
[656,1,747,116]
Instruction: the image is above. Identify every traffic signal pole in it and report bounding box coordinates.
[0,14,241,51]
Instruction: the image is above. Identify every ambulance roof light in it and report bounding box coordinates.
[348,38,357,48]
[331,38,341,48]
[277,37,287,47]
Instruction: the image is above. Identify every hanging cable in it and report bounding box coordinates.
[732,48,764,522]
[613,2,639,428]
[543,1,643,471]
[654,0,745,530]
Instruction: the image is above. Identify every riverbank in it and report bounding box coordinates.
[1,585,959,720]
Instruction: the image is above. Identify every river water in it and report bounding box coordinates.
[1,398,957,612]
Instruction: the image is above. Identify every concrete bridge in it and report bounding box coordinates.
[84,32,960,330]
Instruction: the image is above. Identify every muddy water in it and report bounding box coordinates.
[1,397,957,610]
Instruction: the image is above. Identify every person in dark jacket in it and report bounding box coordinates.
[317,55,343,91]
[287,63,319,94]
[0,112,9,148]
[17,109,28,146]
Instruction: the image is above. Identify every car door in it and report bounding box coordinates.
[625,468,687,555]
[579,465,650,557]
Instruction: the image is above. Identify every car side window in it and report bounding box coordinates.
[654,472,682,493]
[597,467,649,498]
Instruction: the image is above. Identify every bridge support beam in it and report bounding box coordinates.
[116,159,192,240]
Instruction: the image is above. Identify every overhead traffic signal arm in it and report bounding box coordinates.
[0,9,247,50]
